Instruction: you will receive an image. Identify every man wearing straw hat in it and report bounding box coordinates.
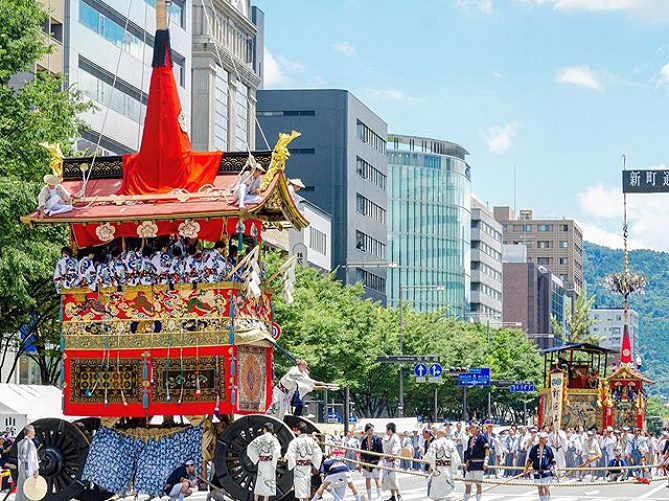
[288,178,305,206]
[424,424,461,501]
[524,431,556,501]
[231,163,266,209]
[37,174,73,217]
[16,425,39,501]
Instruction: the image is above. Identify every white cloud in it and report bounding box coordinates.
[655,62,669,87]
[455,0,493,13]
[482,121,519,154]
[332,41,356,57]
[512,0,669,22]
[554,65,603,91]
[263,48,312,89]
[577,182,669,251]
[367,87,420,103]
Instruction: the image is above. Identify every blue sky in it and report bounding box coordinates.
[255,0,669,251]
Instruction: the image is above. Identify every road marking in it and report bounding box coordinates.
[583,490,599,495]
[638,481,669,499]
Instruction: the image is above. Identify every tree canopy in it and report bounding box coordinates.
[0,0,89,383]
[264,252,543,422]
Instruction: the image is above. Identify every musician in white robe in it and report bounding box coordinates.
[424,426,461,501]
[53,246,79,292]
[247,422,282,501]
[232,164,265,209]
[267,360,327,420]
[286,422,323,501]
[16,425,40,501]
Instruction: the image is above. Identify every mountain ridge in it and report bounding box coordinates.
[583,242,669,397]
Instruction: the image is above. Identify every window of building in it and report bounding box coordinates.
[256,110,316,116]
[309,227,327,255]
[538,257,550,265]
[214,67,229,150]
[537,241,550,249]
[559,274,568,281]
[291,148,315,154]
[142,0,185,27]
[78,57,146,122]
[538,224,552,232]
[559,240,568,248]
[522,224,532,232]
[356,193,386,224]
[234,84,249,149]
[356,157,386,189]
[355,230,386,259]
[356,120,386,154]
[356,268,385,293]
[559,257,568,265]
[79,0,186,87]
[561,224,569,231]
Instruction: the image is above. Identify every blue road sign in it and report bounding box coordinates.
[457,367,490,387]
[414,363,428,377]
[429,363,443,377]
[509,382,535,393]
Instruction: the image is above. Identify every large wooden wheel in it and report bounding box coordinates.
[214,415,295,501]
[282,415,321,437]
[9,418,89,501]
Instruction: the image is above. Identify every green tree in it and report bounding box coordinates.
[645,397,668,435]
[0,0,89,383]
[551,291,601,345]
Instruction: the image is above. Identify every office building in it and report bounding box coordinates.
[469,198,502,322]
[191,0,263,151]
[383,135,470,315]
[263,200,332,272]
[38,0,65,74]
[66,0,192,154]
[590,307,640,358]
[502,262,570,349]
[494,207,584,293]
[256,89,389,303]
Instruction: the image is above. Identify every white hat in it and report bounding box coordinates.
[23,475,47,501]
[289,178,305,188]
[586,431,594,436]
[538,432,549,439]
[43,174,62,185]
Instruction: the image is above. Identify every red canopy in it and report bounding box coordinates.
[120,30,222,195]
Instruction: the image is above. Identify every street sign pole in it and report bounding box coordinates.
[344,387,350,435]
[462,386,467,421]
[433,386,438,423]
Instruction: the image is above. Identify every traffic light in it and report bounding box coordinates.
[448,367,468,374]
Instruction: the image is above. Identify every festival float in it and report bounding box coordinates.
[15,2,320,500]
[539,177,652,431]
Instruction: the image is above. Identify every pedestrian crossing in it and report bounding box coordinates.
[176,471,669,501]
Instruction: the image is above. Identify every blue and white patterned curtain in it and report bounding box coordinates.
[83,425,203,497]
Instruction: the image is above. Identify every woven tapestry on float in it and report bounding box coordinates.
[237,345,267,412]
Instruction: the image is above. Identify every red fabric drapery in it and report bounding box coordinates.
[120,30,221,196]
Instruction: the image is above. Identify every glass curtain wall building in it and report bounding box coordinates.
[386,135,471,317]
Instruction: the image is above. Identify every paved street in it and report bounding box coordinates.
[187,472,669,501]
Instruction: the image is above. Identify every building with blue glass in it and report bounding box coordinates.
[386,135,471,317]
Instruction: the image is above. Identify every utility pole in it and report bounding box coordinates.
[344,387,350,434]
[398,290,404,418]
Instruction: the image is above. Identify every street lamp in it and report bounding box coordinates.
[398,284,445,417]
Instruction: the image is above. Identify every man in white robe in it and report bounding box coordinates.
[53,246,79,292]
[16,425,40,501]
[424,425,461,501]
[382,422,402,501]
[549,428,569,473]
[286,422,323,501]
[267,360,327,420]
[248,422,282,501]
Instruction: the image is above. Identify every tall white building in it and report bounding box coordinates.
[67,0,192,154]
[590,307,640,357]
[191,0,263,152]
[470,197,503,323]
